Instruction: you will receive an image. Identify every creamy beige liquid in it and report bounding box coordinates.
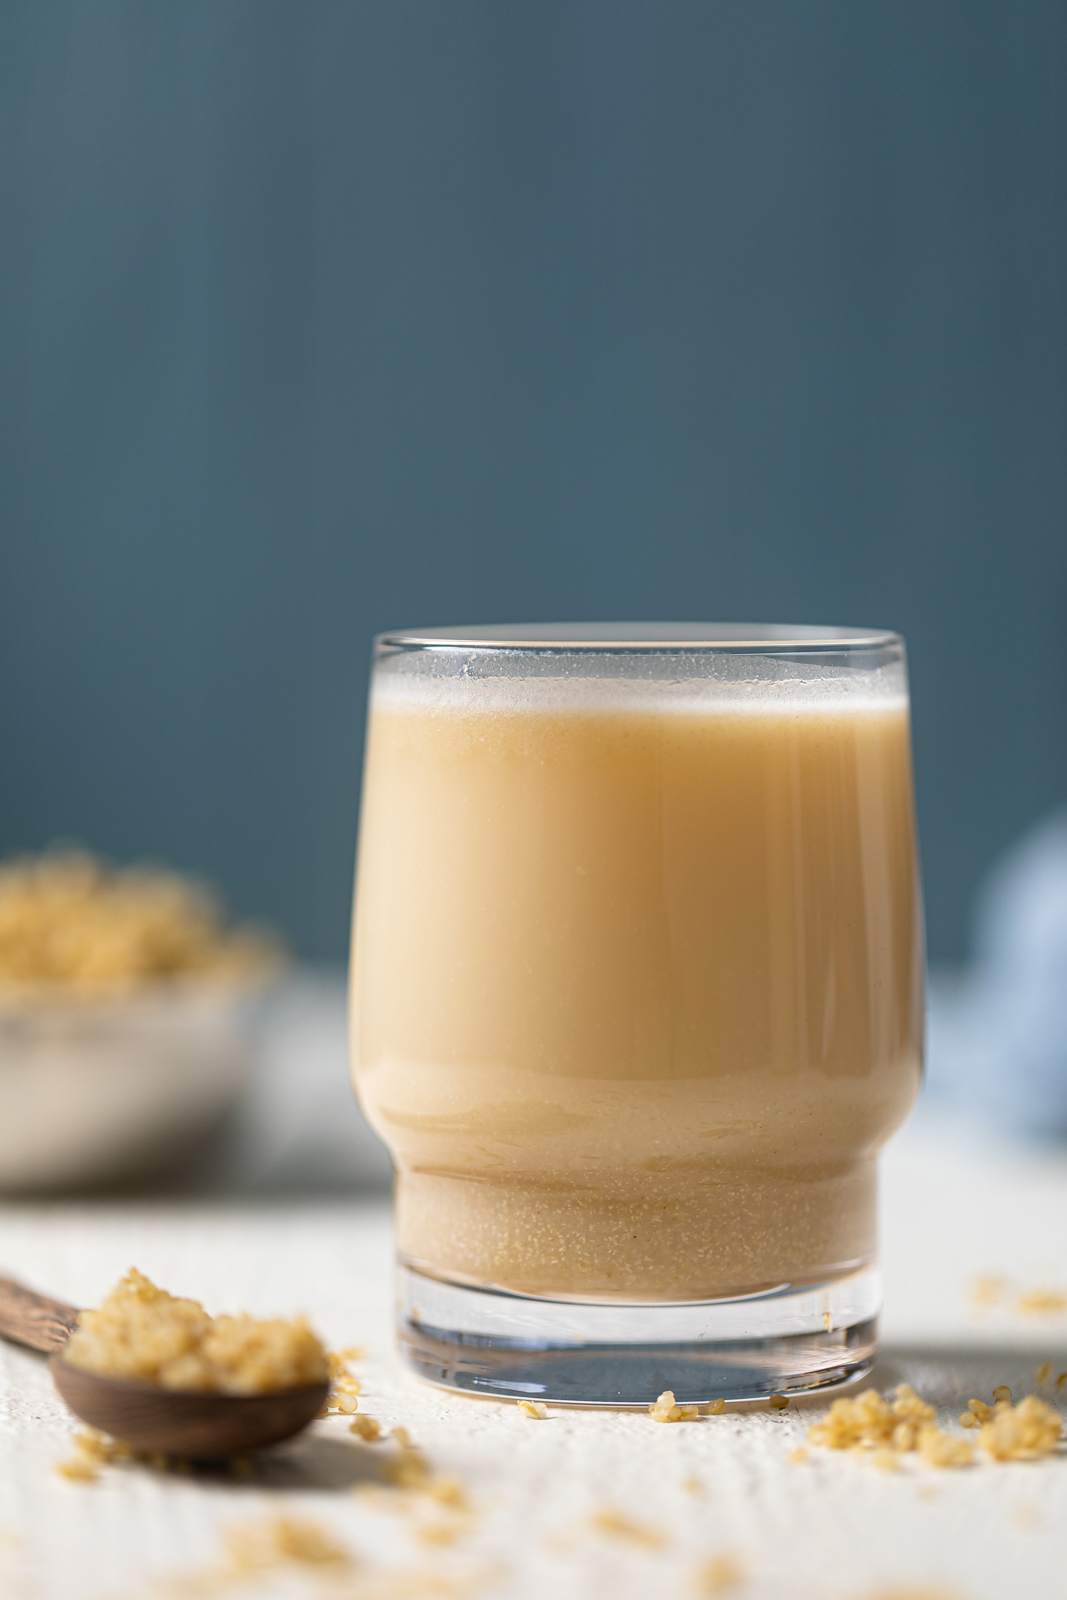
[351,676,923,1302]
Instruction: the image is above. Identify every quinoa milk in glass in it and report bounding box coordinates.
[350,625,923,1403]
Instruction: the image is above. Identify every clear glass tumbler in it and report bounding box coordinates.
[350,625,923,1404]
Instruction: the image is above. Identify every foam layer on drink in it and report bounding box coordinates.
[370,660,908,720]
[352,673,922,1301]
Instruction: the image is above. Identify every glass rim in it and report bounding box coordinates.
[376,622,902,654]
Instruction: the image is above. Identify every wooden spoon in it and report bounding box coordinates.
[0,1274,329,1459]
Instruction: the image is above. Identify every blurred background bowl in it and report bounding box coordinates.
[0,983,259,1192]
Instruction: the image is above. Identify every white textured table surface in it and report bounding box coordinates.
[2,1111,1067,1600]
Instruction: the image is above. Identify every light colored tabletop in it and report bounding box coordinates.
[2,1109,1067,1600]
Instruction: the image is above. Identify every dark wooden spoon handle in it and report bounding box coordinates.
[0,1276,80,1354]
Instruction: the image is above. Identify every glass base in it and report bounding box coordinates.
[398,1261,880,1405]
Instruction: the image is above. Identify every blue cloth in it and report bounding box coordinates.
[927,811,1067,1136]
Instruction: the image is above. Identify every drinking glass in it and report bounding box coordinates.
[350,625,923,1404]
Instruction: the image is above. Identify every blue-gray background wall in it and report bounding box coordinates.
[2,1,1065,962]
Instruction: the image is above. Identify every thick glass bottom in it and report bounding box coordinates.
[398,1260,880,1405]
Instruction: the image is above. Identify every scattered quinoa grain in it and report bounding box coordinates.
[74,1428,111,1458]
[809,1381,1061,1470]
[649,1389,698,1423]
[322,1350,365,1415]
[918,1429,974,1468]
[415,1522,463,1547]
[808,1384,934,1453]
[590,1509,665,1549]
[55,1428,138,1483]
[1036,1363,1051,1384]
[808,1385,972,1468]
[966,1398,996,1424]
[384,1455,430,1489]
[969,1274,1005,1309]
[768,1393,789,1410]
[349,1415,382,1442]
[517,1400,548,1419]
[427,1478,469,1512]
[384,1430,431,1490]
[56,1454,100,1483]
[980,1396,1062,1461]
[696,1553,743,1595]
[224,1517,352,1576]
[706,1398,726,1415]
[1016,1289,1067,1316]
[328,1352,361,1387]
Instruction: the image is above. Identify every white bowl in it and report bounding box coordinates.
[0,985,257,1191]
